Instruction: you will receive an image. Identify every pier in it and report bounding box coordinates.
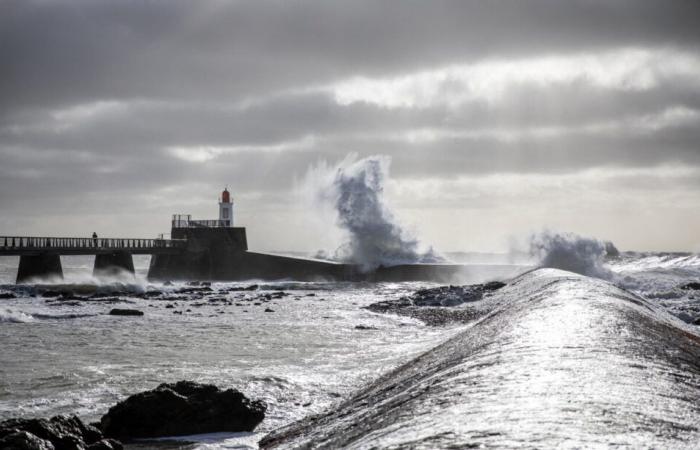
[0,190,524,284]
[0,236,187,282]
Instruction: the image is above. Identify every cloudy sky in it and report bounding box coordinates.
[1,0,699,253]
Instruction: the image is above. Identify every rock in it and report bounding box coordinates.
[681,282,700,291]
[676,312,694,324]
[0,431,52,450]
[365,281,507,326]
[165,304,174,309]
[176,287,213,294]
[0,415,107,450]
[100,381,266,439]
[0,292,16,299]
[482,281,507,291]
[264,308,275,313]
[354,325,378,330]
[108,309,144,317]
[244,284,258,291]
[0,431,55,450]
[40,291,62,298]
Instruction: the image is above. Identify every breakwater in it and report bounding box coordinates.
[261,268,700,448]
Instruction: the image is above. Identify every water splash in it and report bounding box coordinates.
[303,154,443,271]
[528,230,614,279]
[0,308,34,323]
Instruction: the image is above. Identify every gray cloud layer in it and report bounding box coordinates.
[1,0,699,251]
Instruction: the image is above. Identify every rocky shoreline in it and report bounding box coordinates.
[0,382,265,450]
[364,281,505,326]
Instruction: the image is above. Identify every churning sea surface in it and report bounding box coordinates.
[1,252,699,449]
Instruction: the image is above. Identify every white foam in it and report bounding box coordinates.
[0,308,34,323]
[147,431,259,449]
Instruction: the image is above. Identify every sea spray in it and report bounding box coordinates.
[302,154,443,271]
[528,230,614,279]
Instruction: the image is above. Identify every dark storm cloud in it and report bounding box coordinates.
[2,0,700,113]
[1,0,699,248]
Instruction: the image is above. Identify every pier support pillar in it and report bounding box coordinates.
[16,253,63,283]
[93,252,135,277]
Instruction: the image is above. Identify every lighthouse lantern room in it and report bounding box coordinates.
[219,187,234,227]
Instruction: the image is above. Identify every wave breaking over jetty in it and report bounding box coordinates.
[261,268,700,448]
[303,155,443,271]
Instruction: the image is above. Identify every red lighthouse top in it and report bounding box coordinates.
[221,188,230,203]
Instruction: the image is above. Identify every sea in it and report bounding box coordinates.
[1,251,699,449]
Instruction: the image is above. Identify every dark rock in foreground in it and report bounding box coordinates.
[108,309,144,316]
[0,414,121,450]
[681,281,700,291]
[261,269,700,448]
[0,431,54,450]
[365,281,505,326]
[100,381,266,439]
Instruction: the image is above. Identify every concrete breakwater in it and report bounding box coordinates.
[260,269,700,448]
[148,227,523,283]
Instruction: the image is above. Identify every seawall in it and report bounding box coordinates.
[260,268,700,448]
[148,227,523,282]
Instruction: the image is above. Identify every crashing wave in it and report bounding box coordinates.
[528,230,615,279]
[303,155,444,271]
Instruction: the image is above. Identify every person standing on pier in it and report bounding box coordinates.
[92,231,98,247]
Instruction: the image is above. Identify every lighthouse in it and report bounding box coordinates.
[219,187,234,227]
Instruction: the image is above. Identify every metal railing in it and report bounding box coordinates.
[0,236,187,254]
[172,214,230,228]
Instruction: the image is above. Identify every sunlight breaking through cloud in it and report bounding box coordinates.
[331,48,700,109]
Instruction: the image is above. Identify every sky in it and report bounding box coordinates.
[1,0,699,253]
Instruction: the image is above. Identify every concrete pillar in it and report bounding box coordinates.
[94,252,135,277]
[16,253,63,283]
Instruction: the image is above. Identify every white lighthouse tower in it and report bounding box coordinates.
[219,187,234,227]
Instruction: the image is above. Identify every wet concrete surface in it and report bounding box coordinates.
[261,269,700,449]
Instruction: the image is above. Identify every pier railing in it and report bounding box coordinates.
[171,215,231,228]
[0,236,187,256]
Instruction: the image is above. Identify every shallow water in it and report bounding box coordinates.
[0,256,472,448]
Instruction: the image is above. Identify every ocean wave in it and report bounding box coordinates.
[302,155,444,271]
[31,312,100,320]
[611,253,700,272]
[527,230,613,279]
[0,308,34,323]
